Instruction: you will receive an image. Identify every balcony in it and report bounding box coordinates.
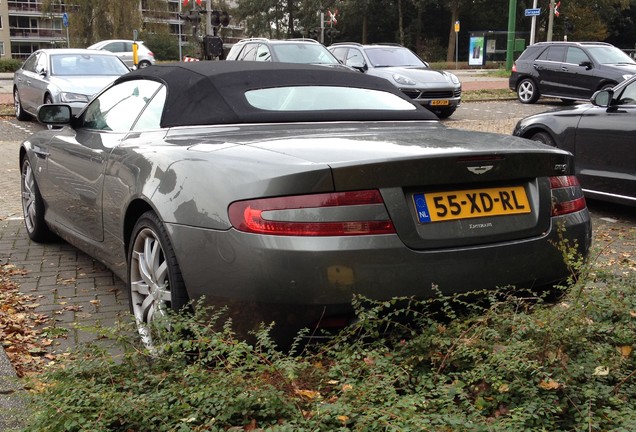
[10,27,66,40]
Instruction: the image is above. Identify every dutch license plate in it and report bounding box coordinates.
[431,100,449,106]
[413,186,531,223]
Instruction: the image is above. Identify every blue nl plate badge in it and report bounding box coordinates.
[413,193,432,223]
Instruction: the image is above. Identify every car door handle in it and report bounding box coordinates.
[561,67,569,71]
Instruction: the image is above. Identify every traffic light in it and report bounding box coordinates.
[308,27,320,39]
[210,10,230,27]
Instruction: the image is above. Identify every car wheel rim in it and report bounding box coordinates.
[519,81,534,102]
[130,227,171,348]
[14,90,21,116]
[21,162,37,234]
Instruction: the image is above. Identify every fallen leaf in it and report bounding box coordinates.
[593,366,610,376]
[538,379,561,390]
[618,346,632,358]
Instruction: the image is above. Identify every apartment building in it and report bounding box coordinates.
[0,0,241,61]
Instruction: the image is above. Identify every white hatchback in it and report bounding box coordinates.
[88,39,155,68]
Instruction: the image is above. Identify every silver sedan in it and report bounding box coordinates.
[13,48,130,120]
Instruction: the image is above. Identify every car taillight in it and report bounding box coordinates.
[228,190,396,236]
[550,176,587,216]
[511,63,517,72]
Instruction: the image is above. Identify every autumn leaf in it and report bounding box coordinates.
[294,389,321,400]
[618,346,633,358]
[538,378,562,390]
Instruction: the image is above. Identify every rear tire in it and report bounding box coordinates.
[21,158,54,242]
[516,78,540,104]
[138,60,151,69]
[14,88,31,121]
[128,211,189,349]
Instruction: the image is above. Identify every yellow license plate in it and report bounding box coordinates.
[431,100,449,106]
[413,186,531,223]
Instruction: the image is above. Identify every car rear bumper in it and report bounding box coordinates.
[166,209,591,308]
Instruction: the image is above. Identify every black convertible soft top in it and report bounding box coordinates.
[116,61,438,127]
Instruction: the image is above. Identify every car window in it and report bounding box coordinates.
[346,48,365,65]
[616,80,636,105]
[22,52,39,72]
[82,80,163,132]
[103,42,125,52]
[35,53,47,74]
[245,86,417,111]
[132,86,167,130]
[330,47,347,63]
[255,44,272,61]
[537,46,566,62]
[565,47,589,65]
[365,47,425,67]
[238,43,257,61]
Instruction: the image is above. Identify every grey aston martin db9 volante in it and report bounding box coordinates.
[20,61,592,345]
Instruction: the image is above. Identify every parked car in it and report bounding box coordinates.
[21,61,591,346]
[226,38,352,70]
[329,42,462,118]
[510,41,636,104]
[513,74,636,207]
[87,39,155,68]
[13,48,130,120]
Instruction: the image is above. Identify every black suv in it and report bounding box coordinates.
[226,38,351,71]
[329,43,461,118]
[510,41,636,104]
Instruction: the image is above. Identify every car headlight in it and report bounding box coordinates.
[447,72,460,85]
[392,74,416,86]
[59,92,90,103]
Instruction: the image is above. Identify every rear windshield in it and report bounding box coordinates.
[245,86,417,111]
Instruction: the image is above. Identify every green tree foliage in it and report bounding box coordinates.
[42,0,145,47]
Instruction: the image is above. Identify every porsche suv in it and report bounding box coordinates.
[510,41,636,104]
[329,43,461,118]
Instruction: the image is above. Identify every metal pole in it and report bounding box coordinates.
[178,0,183,61]
[529,0,538,45]
[320,11,325,44]
[547,0,555,42]
[505,0,517,70]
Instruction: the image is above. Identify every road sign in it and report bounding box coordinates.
[62,12,69,27]
[525,8,541,16]
[454,20,460,33]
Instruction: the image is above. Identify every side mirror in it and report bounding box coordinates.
[348,59,367,72]
[579,60,593,70]
[37,104,72,125]
[591,89,612,107]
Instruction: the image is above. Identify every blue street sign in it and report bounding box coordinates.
[62,12,69,27]
[525,8,541,17]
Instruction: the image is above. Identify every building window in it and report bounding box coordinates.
[0,42,4,58]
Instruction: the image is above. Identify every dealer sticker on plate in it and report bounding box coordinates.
[413,186,531,223]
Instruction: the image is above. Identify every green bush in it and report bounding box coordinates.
[23,263,636,431]
[0,58,23,72]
